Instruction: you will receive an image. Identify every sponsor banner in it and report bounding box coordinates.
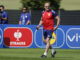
[3,25,35,48]
[34,27,65,48]
[4,27,33,47]
[66,28,80,48]
[0,25,4,48]
[0,24,80,49]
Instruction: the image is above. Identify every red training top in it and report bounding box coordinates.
[42,10,57,31]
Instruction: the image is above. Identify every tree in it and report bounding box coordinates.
[21,0,61,10]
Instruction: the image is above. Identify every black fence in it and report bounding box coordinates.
[60,10,80,25]
[6,10,21,24]
[6,10,80,25]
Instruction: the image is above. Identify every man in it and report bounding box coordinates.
[19,6,31,25]
[36,2,60,58]
[0,5,8,24]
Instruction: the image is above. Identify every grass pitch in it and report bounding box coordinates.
[0,48,80,60]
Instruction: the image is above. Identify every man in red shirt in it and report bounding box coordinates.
[37,2,60,58]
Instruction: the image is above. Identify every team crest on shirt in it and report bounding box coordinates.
[48,13,51,16]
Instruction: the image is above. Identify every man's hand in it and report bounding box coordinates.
[53,26,58,31]
[36,25,40,30]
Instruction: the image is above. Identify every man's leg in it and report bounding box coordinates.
[43,38,50,56]
[43,40,56,57]
[41,30,56,58]
[49,46,56,57]
[41,39,56,58]
[43,40,56,56]
[41,38,50,57]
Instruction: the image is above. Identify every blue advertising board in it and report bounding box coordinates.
[0,25,4,48]
[0,24,80,49]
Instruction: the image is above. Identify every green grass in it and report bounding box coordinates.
[0,48,80,60]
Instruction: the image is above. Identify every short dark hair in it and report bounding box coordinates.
[0,5,4,9]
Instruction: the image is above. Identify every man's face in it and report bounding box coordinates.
[23,8,27,13]
[0,7,4,12]
[44,3,50,11]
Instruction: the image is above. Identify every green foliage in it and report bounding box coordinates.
[21,0,61,10]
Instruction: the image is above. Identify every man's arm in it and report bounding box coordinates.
[1,12,8,21]
[54,16,60,30]
[19,21,21,25]
[19,14,22,25]
[36,18,43,30]
[26,13,31,25]
[1,18,7,21]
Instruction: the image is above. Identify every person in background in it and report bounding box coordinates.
[19,6,31,25]
[0,5,8,24]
